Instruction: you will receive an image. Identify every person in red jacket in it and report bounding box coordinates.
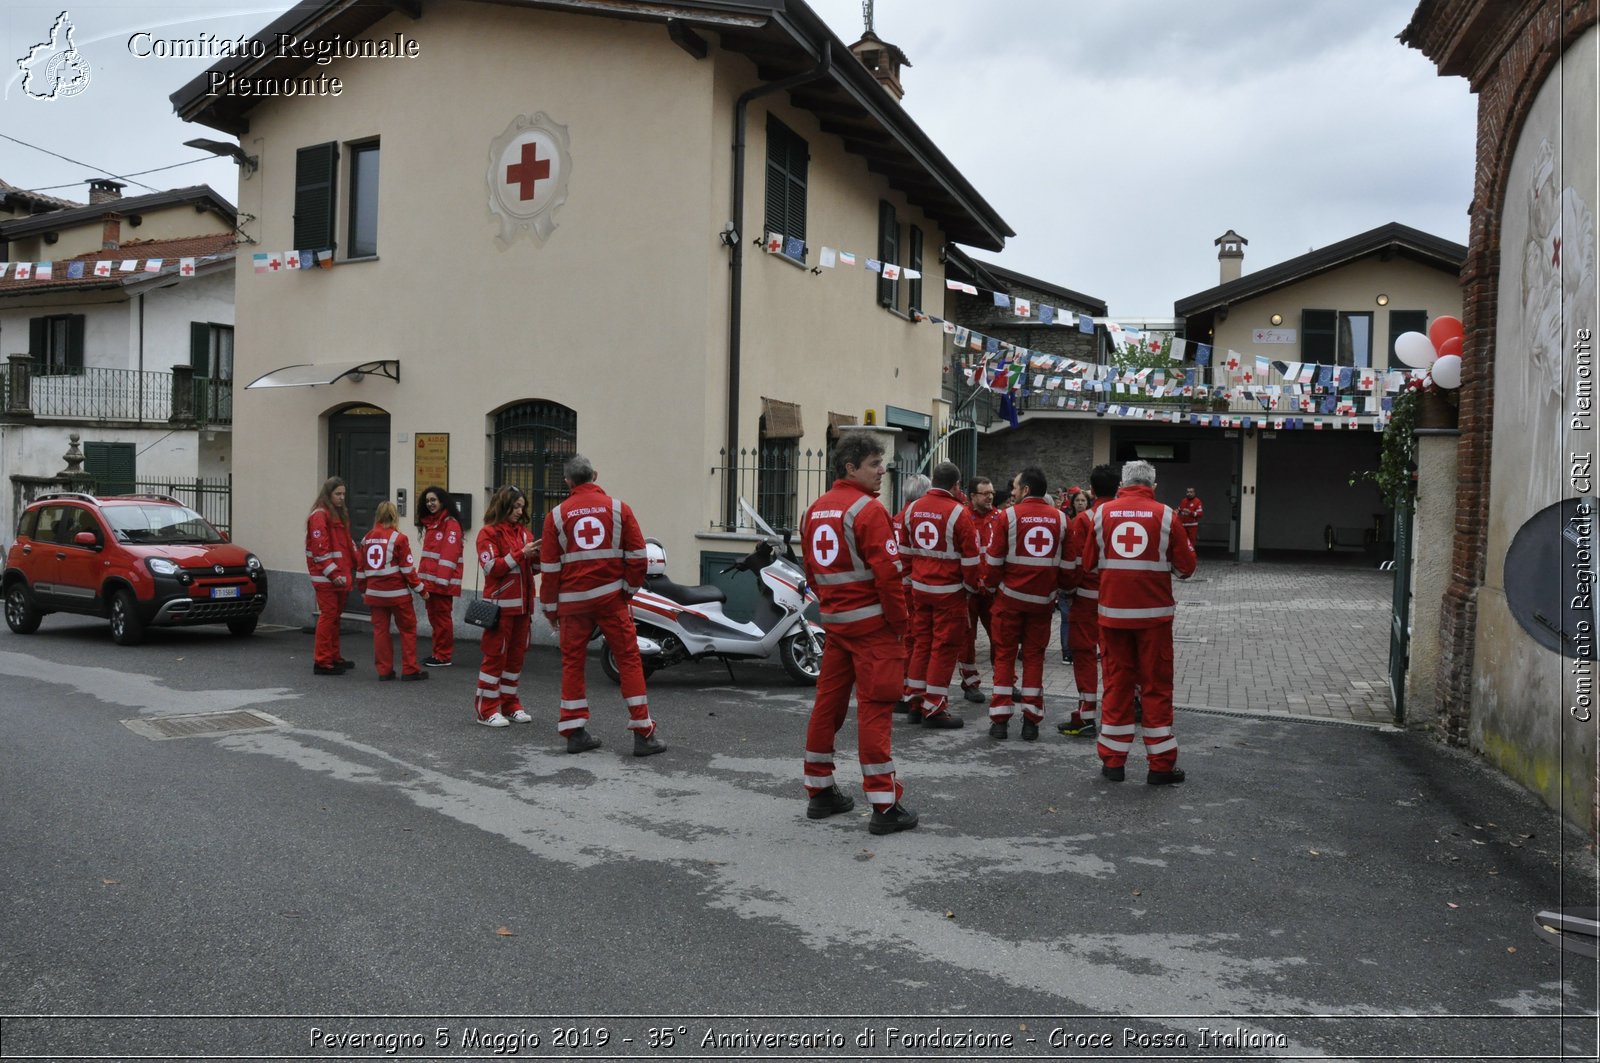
[1177,487,1204,548]
[957,476,999,703]
[982,465,1071,741]
[799,432,917,835]
[305,476,357,676]
[902,461,980,729]
[1080,459,1198,785]
[416,486,464,668]
[474,486,538,728]
[356,500,429,681]
[892,473,930,720]
[1058,464,1120,737]
[539,455,664,757]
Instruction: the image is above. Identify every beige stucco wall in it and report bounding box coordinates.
[225,5,954,617]
[1406,432,1457,724]
[1473,27,1598,827]
[5,205,234,263]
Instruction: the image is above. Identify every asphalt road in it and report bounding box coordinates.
[0,617,1595,1061]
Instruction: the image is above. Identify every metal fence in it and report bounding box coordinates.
[132,476,233,535]
[193,378,233,425]
[710,440,946,532]
[27,367,175,421]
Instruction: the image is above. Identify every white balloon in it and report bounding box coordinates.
[1431,354,1462,389]
[1394,331,1438,370]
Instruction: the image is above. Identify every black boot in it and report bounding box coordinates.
[988,720,1008,740]
[1101,764,1126,782]
[867,802,919,836]
[1147,767,1187,786]
[806,787,854,820]
[1020,719,1040,741]
[922,711,965,730]
[565,729,602,754]
[632,732,667,758]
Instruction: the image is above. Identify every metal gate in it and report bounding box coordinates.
[492,400,576,532]
[1387,490,1414,724]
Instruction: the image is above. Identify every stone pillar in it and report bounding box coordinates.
[1238,430,1260,561]
[169,364,195,424]
[1407,428,1460,731]
[5,354,33,417]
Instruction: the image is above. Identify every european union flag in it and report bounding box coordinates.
[1039,304,1055,325]
[993,291,1011,309]
[66,261,85,279]
[1078,314,1094,334]
[1196,344,1212,366]
[997,391,1020,429]
[985,337,999,354]
[783,236,804,259]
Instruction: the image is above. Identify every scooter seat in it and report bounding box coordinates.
[646,575,727,606]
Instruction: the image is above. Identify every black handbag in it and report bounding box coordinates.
[463,598,500,631]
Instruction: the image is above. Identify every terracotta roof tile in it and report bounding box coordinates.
[0,232,237,295]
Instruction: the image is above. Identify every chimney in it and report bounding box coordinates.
[87,178,124,204]
[1215,229,1247,284]
[101,214,121,251]
[849,31,911,100]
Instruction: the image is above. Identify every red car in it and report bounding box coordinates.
[3,492,267,645]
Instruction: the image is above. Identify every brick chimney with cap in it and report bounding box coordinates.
[848,2,910,101]
[89,178,125,250]
[1215,228,1247,284]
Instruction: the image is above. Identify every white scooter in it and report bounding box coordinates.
[598,499,825,685]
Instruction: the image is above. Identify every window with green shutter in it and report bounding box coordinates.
[908,225,924,313]
[29,314,84,375]
[877,201,898,309]
[763,116,807,262]
[293,141,339,253]
[84,442,136,496]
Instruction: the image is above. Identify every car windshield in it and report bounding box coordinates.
[102,504,223,544]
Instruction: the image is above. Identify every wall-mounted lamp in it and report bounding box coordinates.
[1269,313,1283,326]
[718,222,738,248]
[1375,293,1390,306]
[184,138,258,176]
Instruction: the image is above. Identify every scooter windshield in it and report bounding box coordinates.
[738,497,782,543]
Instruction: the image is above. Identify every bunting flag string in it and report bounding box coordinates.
[0,256,221,281]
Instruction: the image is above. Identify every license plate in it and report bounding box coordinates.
[211,586,240,599]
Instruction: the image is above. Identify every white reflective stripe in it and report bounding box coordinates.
[1146,737,1178,754]
[804,750,835,764]
[917,547,959,560]
[841,494,873,574]
[366,565,400,576]
[904,679,926,690]
[960,556,980,567]
[552,506,570,553]
[626,717,655,731]
[624,695,648,707]
[1000,584,1055,605]
[310,574,334,584]
[612,499,624,559]
[540,563,562,573]
[1143,725,1173,737]
[1076,588,1099,599]
[866,791,897,806]
[1079,694,1099,705]
[623,549,648,560]
[502,670,521,681]
[814,570,875,585]
[1061,557,1080,570]
[437,559,457,570]
[1019,687,1041,696]
[820,603,884,624]
[557,718,587,732]
[1099,736,1133,752]
[559,699,588,710]
[478,672,498,684]
[956,661,974,670]
[558,580,626,603]
[1159,506,1173,563]
[504,553,520,573]
[911,580,963,594]
[945,505,963,558]
[500,683,519,695]
[860,760,895,775]
[420,550,441,560]
[1099,723,1136,734]
[1100,559,1170,571]
[1099,604,1176,619]
[1003,553,1059,568]
[925,685,948,697]
[366,588,410,598]
[307,551,335,564]
[566,548,624,562]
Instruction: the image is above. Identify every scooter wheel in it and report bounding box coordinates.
[600,644,623,684]
[779,629,823,686]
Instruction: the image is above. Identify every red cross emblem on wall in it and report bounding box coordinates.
[505,140,552,202]
[1111,522,1149,559]
[573,516,605,551]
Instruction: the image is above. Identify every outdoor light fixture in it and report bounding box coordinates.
[184,138,258,176]
[1376,293,1390,306]
[718,222,738,248]
[1269,313,1283,326]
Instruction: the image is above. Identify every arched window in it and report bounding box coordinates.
[493,400,576,531]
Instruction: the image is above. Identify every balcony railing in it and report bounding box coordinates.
[2,358,231,426]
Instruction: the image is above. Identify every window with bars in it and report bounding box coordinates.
[758,398,803,531]
[492,401,577,532]
[763,116,808,263]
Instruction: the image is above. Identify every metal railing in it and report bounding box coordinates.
[1,361,232,426]
[710,440,942,533]
[193,377,233,425]
[132,476,233,535]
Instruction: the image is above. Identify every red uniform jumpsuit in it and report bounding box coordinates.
[1063,498,1110,726]
[417,510,464,664]
[356,525,425,677]
[305,506,356,669]
[800,479,908,811]
[903,488,979,721]
[894,499,921,708]
[1080,484,1198,771]
[983,497,1070,725]
[539,483,654,738]
[1177,495,1204,547]
[958,506,1001,696]
[474,520,536,722]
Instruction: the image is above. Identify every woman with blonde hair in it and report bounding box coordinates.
[305,477,357,675]
[357,500,429,681]
[473,485,539,727]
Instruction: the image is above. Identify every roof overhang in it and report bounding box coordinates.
[245,359,400,389]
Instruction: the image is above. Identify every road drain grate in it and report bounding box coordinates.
[124,711,282,741]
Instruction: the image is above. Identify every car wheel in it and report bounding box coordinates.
[779,628,823,685]
[4,582,42,634]
[227,617,259,637]
[109,589,146,646]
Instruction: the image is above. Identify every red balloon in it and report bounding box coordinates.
[1428,315,1465,353]
[1437,336,1463,358]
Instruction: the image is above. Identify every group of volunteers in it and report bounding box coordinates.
[302,435,1197,837]
[302,455,664,758]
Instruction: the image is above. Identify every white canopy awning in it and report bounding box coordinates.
[245,359,400,389]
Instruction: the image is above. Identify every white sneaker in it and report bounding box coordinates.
[507,709,533,724]
[476,713,510,728]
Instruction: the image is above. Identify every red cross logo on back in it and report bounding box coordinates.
[1023,526,1054,557]
[914,521,941,552]
[506,140,552,202]
[573,516,605,551]
[811,525,840,567]
[1112,522,1149,559]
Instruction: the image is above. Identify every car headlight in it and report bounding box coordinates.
[245,555,263,573]
[147,558,180,576]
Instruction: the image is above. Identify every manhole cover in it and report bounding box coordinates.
[123,710,284,741]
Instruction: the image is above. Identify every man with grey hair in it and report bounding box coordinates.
[539,454,665,757]
[893,473,932,717]
[1078,459,1196,785]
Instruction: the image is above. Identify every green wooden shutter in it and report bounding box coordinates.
[763,117,808,256]
[66,315,85,371]
[190,321,211,376]
[84,442,136,495]
[877,201,897,308]
[293,142,339,252]
[908,225,924,313]
[28,317,46,371]
[784,133,807,247]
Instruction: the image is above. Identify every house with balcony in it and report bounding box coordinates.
[0,181,239,539]
[170,0,1011,625]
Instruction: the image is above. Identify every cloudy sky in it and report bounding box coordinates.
[0,0,1478,314]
